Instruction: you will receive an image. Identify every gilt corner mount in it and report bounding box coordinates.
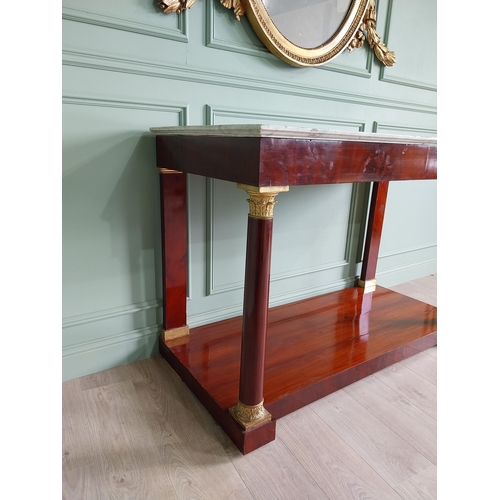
[157,0,395,67]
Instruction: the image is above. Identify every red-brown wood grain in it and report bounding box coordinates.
[156,136,262,186]
[360,181,389,282]
[259,139,437,185]
[156,136,437,186]
[239,217,274,406]
[160,286,437,448]
[160,173,187,330]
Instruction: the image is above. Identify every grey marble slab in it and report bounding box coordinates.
[150,124,437,145]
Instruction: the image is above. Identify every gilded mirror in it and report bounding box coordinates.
[157,0,395,67]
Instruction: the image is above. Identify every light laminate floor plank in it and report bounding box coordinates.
[343,375,437,465]
[62,465,105,500]
[426,346,437,359]
[130,357,253,500]
[62,378,94,473]
[229,437,330,500]
[400,350,437,385]
[79,364,131,391]
[83,380,179,500]
[310,389,433,488]
[374,363,437,420]
[394,465,437,500]
[389,275,437,307]
[278,406,404,499]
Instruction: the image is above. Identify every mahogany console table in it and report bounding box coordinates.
[151,125,437,454]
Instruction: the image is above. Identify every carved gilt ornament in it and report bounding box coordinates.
[237,184,289,219]
[229,399,272,430]
[157,0,395,67]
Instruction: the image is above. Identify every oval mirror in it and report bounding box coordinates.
[157,0,395,68]
[262,0,353,49]
[242,0,369,67]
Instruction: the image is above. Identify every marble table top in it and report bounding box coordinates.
[150,124,437,145]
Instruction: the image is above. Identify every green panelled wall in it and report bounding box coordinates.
[62,0,437,381]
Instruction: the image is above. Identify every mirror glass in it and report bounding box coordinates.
[262,0,351,48]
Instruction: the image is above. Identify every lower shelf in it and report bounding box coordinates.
[159,286,437,454]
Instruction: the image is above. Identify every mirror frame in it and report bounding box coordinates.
[242,0,368,67]
[157,0,395,68]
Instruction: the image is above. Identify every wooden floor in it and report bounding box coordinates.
[62,275,437,500]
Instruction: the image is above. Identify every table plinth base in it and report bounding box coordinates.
[159,286,437,454]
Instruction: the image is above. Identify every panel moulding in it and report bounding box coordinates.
[380,74,437,93]
[62,299,162,330]
[62,95,189,120]
[372,122,437,137]
[205,105,367,131]
[62,6,189,42]
[378,242,437,261]
[62,325,160,359]
[62,50,436,115]
[205,1,270,58]
[375,258,437,287]
[62,324,160,381]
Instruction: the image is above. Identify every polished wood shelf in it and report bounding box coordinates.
[159,286,436,453]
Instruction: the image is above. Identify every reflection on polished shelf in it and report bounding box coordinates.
[150,124,437,454]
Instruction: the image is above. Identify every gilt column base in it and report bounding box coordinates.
[229,399,272,431]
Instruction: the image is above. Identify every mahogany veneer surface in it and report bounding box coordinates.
[156,136,437,186]
[160,173,187,330]
[162,286,437,422]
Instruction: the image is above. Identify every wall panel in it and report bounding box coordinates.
[62,0,437,380]
[379,0,437,90]
[62,98,186,378]
[62,0,188,41]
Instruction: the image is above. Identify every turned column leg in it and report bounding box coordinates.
[159,169,189,341]
[229,184,289,430]
[358,181,389,293]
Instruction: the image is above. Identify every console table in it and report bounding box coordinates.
[151,125,437,454]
